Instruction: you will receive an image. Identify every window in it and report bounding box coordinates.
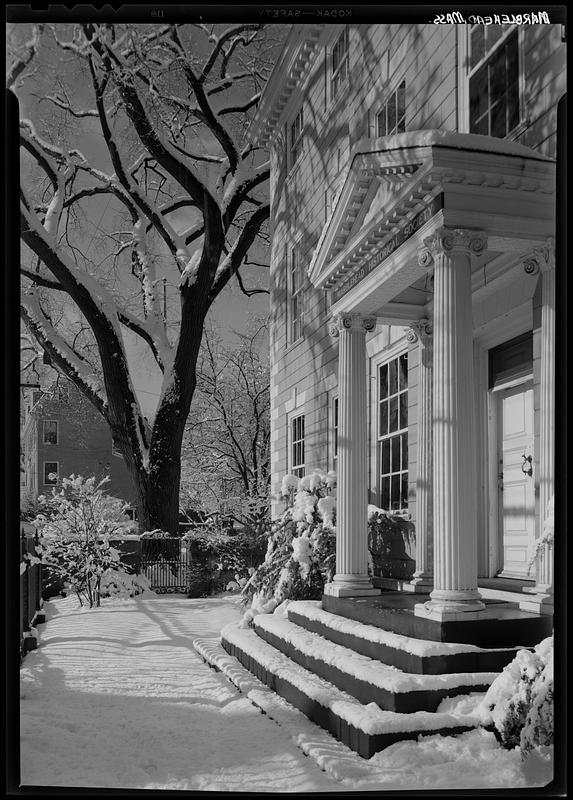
[378,353,408,510]
[377,81,406,137]
[43,461,59,486]
[290,107,304,166]
[289,246,304,343]
[291,414,305,478]
[43,420,58,445]
[469,28,519,138]
[331,27,349,100]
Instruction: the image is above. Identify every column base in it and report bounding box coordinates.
[519,593,554,617]
[408,573,434,593]
[324,575,380,598]
[415,589,487,621]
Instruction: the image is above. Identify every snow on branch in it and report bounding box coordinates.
[21,292,107,414]
[6,24,44,90]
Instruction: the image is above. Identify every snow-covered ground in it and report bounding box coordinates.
[20,593,553,792]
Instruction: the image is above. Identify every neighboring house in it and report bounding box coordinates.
[249,23,564,612]
[21,381,136,508]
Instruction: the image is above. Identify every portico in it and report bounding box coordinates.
[309,131,556,621]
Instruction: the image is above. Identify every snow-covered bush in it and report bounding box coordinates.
[100,570,151,599]
[368,505,416,579]
[33,474,136,608]
[528,495,554,575]
[240,471,418,624]
[480,636,553,758]
[240,472,337,624]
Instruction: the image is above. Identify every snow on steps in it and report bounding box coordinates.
[288,600,525,675]
[217,623,491,758]
[253,613,497,713]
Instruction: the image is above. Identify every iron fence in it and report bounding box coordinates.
[20,531,44,656]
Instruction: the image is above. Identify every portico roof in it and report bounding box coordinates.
[308,131,555,321]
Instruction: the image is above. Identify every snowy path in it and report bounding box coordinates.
[20,594,338,792]
[20,594,552,792]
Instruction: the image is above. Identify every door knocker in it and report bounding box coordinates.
[521,454,533,477]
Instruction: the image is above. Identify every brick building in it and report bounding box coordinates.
[21,380,136,507]
[249,22,565,613]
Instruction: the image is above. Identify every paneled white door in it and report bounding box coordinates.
[497,383,535,577]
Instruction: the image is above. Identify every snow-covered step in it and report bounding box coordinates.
[253,614,497,713]
[220,622,490,758]
[288,600,525,675]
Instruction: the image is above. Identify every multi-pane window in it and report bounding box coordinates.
[331,27,349,100]
[43,420,58,445]
[378,353,408,510]
[289,246,304,343]
[469,28,519,138]
[377,81,406,137]
[291,415,305,478]
[290,107,304,166]
[43,461,59,485]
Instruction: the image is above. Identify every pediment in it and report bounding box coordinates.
[307,131,555,297]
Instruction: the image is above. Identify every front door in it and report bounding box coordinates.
[497,382,535,577]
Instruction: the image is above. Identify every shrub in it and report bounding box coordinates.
[480,636,554,757]
[183,519,266,598]
[33,474,136,608]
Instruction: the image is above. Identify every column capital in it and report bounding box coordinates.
[422,227,488,259]
[405,318,433,344]
[523,237,555,275]
[329,313,377,338]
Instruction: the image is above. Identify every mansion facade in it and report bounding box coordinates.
[250,22,565,618]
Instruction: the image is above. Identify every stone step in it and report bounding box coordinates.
[220,622,489,759]
[254,613,496,713]
[287,600,524,675]
[323,593,553,646]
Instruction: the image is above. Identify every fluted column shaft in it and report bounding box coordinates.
[324,314,379,597]
[535,243,555,599]
[417,229,487,618]
[408,319,434,590]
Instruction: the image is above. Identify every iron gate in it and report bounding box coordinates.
[140,537,190,593]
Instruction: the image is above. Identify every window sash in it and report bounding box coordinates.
[469,29,519,138]
[43,420,58,445]
[377,81,406,137]
[43,461,59,485]
[378,354,408,511]
[291,415,305,477]
[331,27,349,99]
[290,108,304,165]
[289,247,304,343]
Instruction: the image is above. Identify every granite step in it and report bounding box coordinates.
[287,600,524,675]
[220,622,490,758]
[253,613,496,713]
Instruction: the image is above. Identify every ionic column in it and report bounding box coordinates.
[324,314,380,597]
[415,228,487,620]
[407,317,434,591]
[532,240,555,612]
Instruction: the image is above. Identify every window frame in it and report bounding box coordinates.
[330,26,350,103]
[376,80,406,138]
[465,25,524,139]
[377,350,409,512]
[289,106,304,168]
[42,419,59,445]
[290,413,306,478]
[43,460,59,486]
[288,244,304,345]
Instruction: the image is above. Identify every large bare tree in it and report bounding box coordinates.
[10,22,279,532]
